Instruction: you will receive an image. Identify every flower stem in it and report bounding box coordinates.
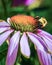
[1,0,7,18]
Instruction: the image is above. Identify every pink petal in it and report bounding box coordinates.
[0,30,13,46]
[47,54,52,65]
[37,49,52,65]
[28,32,47,51]
[38,33,52,54]
[0,27,10,33]
[42,34,52,44]
[25,0,34,5]
[20,32,30,58]
[38,29,52,39]
[6,31,20,65]
[0,21,10,27]
[27,32,44,51]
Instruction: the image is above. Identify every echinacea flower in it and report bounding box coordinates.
[0,14,52,65]
[12,0,43,9]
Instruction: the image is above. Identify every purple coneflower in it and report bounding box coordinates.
[12,0,34,6]
[12,0,43,10]
[0,15,52,65]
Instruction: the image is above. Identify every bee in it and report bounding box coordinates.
[35,16,47,28]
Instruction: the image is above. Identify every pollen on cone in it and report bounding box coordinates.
[10,14,37,25]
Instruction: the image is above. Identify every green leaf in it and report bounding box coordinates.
[0,57,6,65]
[0,42,8,60]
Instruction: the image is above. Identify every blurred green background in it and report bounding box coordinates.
[0,0,52,33]
[0,0,52,65]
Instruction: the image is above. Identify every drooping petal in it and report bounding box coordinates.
[38,33,52,54]
[20,32,30,58]
[6,31,20,65]
[38,29,52,39]
[0,30,13,46]
[47,54,52,65]
[37,49,52,65]
[0,27,10,33]
[27,32,44,51]
[0,21,10,27]
[42,33,52,44]
[28,32,47,51]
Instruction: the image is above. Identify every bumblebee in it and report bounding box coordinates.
[35,16,47,28]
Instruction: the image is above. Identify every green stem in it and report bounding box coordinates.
[1,0,7,18]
